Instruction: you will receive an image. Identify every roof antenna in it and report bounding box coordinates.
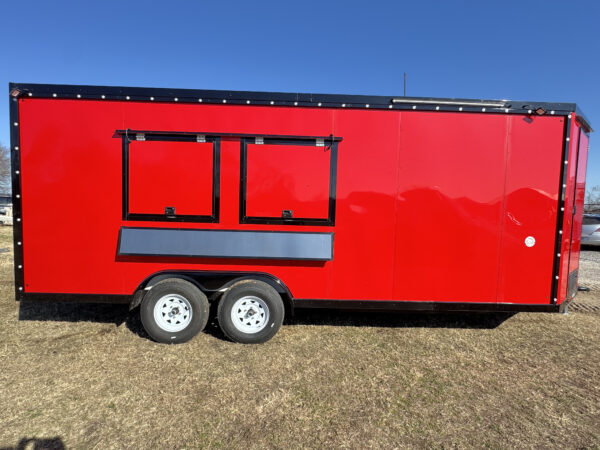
[404,72,407,97]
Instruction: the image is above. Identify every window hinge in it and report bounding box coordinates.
[196,134,206,143]
[136,133,145,141]
[316,138,325,147]
[255,137,264,145]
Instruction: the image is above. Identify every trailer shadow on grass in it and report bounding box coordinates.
[18,301,514,344]
[286,309,515,330]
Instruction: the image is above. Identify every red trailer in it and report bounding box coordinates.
[8,83,592,343]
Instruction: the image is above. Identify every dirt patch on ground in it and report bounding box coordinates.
[0,227,599,448]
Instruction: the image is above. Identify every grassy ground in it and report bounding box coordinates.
[0,226,599,449]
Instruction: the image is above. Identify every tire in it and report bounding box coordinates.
[140,278,209,344]
[217,280,284,344]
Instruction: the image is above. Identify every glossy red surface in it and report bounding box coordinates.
[18,98,576,304]
[561,122,589,298]
[246,143,330,219]
[129,140,214,216]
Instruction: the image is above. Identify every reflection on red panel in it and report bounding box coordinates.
[565,125,589,294]
[246,144,330,219]
[394,112,508,302]
[497,115,563,303]
[129,140,214,216]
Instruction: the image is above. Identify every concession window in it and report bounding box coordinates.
[240,136,340,226]
[117,131,220,223]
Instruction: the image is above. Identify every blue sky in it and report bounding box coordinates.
[1,0,598,188]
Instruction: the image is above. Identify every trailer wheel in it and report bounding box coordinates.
[217,280,284,344]
[140,278,209,344]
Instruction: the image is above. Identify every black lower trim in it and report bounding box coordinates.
[293,299,561,313]
[20,293,131,304]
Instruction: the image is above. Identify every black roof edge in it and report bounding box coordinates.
[8,82,592,131]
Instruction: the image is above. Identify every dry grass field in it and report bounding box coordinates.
[0,226,599,449]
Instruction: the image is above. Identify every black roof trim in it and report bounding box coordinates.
[9,82,592,131]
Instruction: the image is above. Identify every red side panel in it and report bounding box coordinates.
[565,124,589,296]
[393,112,507,302]
[496,115,564,303]
[129,140,214,216]
[17,97,572,305]
[557,120,581,303]
[246,143,330,219]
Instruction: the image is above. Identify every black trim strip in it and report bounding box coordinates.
[293,299,561,313]
[9,89,24,300]
[120,132,220,223]
[9,83,592,131]
[240,137,338,226]
[117,227,334,261]
[21,293,131,304]
[550,114,573,304]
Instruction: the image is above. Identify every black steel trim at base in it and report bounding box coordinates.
[293,299,561,313]
[9,82,592,131]
[20,293,131,304]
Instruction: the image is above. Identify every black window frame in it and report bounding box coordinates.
[120,131,220,223]
[240,137,338,226]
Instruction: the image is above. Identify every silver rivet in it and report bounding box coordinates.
[559,230,562,234]
[555,276,559,280]
[294,101,298,106]
[561,207,564,211]
[16,218,20,222]
[389,105,393,109]
[564,161,568,164]
[15,146,19,150]
[568,114,572,119]
[459,107,463,111]
[342,103,346,107]
[318,102,322,107]
[366,104,370,108]
[246,100,250,104]
[16,194,20,198]
[18,287,23,291]
[482,108,486,112]
[563,184,566,188]
[52,93,57,97]
[554,298,557,302]
[174,97,178,101]
[13,122,18,126]
[557,253,561,257]
[566,137,570,141]
[126,96,130,100]
[15,170,19,174]
[18,265,22,269]
[28,92,32,97]
[270,101,275,105]
[150,97,154,101]
[101,95,106,99]
[198,98,203,102]
[17,241,21,245]
[435,106,440,110]
[77,94,81,98]
[528,109,532,114]
[551,110,555,115]
[223,99,227,103]
[505,108,509,113]
[412,105,417,110]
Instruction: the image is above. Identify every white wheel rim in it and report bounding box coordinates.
[153,294,193,332]
[230,296,270,334]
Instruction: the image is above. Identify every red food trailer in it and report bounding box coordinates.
[8,83,592,344]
